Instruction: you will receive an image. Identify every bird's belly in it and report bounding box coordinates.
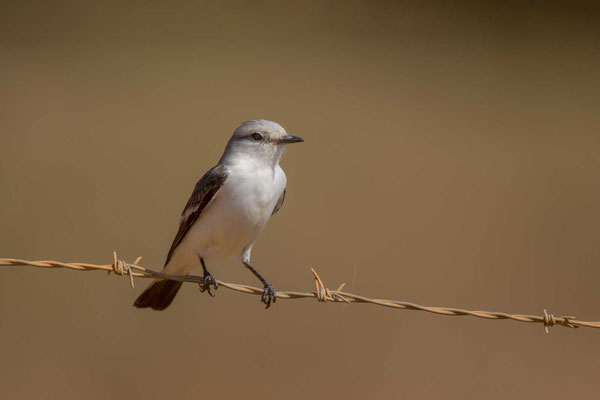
[164,166,284,275]
[178,184,275,261]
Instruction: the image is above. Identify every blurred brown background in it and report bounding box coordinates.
[1,1,599,398]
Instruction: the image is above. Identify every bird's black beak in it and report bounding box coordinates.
[279,135,304,144]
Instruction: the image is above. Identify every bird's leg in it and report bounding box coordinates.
[197,254,218,296]
[243,261,276,308]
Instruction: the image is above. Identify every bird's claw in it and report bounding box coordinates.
[261,283,277,309]
[199,274,219,297]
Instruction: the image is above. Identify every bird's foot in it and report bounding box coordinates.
[261,283,277,309]
[199,273,219,297]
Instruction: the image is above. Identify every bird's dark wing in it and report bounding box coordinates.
[164,165,228,266]
[271,188,286,216]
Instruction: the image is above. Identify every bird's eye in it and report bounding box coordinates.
[252,133,263,141]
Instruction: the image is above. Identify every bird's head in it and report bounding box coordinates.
[221,119,303,167]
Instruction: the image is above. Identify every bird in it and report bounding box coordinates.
[134,119,303,310]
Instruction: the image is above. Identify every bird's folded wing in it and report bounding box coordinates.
[164,164,228,266]
[271,188,286,216]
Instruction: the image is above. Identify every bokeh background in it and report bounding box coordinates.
[1,1,599,398]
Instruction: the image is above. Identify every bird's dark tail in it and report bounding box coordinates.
[133,279,183,310]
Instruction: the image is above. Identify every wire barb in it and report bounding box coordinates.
[311,268,350,303]
[543,309,555,334]
[1,253,599,333]
[107,251,138,288]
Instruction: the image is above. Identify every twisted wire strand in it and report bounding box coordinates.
[1,253,598,333]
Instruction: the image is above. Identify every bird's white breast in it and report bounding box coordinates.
[165,159,286,274]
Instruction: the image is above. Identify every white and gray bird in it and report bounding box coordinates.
[134,119,303,310]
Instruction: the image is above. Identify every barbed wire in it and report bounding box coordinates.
[1,253,598,333]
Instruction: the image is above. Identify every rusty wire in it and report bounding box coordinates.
[1,253,599,333]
